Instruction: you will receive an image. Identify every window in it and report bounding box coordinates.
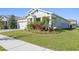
[36,18,41,22]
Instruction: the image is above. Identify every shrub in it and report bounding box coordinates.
[27,23,33,31]
[27,16,49,31]
[0,20,4,29]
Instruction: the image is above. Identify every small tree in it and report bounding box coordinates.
[42,16,49,31]
[27,23,33,31]
[8,15,17,29]
[0,20,4,29]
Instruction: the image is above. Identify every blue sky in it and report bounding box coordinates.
[0,8,79,22]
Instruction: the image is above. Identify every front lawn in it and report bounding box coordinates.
[1,29,79,51]
[0,46,6,51]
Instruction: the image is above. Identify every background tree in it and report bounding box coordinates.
[8,15,17,29]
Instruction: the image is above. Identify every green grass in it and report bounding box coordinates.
[0,46,6,51]
[1,29,79,51]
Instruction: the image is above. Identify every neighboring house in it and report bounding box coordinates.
[77,23,79,27]
[17,8,77,30]
[0,16,9,29]
[0,15,21,29]
[68,19,77,28]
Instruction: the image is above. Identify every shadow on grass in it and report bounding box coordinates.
[26,28,76,34]
[9,33,33,39]
[9,28,76,39]
[52,28,76,34]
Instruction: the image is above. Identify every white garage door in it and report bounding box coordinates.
[17,20,27,30]
[19,22,27,29]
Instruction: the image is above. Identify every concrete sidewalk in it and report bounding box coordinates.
[0,29,22,33]
[0,35,52,51]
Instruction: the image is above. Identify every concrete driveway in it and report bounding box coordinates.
[0,35,52,51]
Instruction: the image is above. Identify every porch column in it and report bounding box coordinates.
[49,15,52,28]
[41,17,42,22]
[49,15,52,20]
[32,17,34,22]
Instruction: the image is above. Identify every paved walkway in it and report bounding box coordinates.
[0,35,52,51]
[0,29,22,33]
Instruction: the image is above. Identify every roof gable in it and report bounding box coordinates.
[26,8,53,17]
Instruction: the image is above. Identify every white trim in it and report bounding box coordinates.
[38,8,53,14]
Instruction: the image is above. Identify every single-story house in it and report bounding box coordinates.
[17,8,77,30]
